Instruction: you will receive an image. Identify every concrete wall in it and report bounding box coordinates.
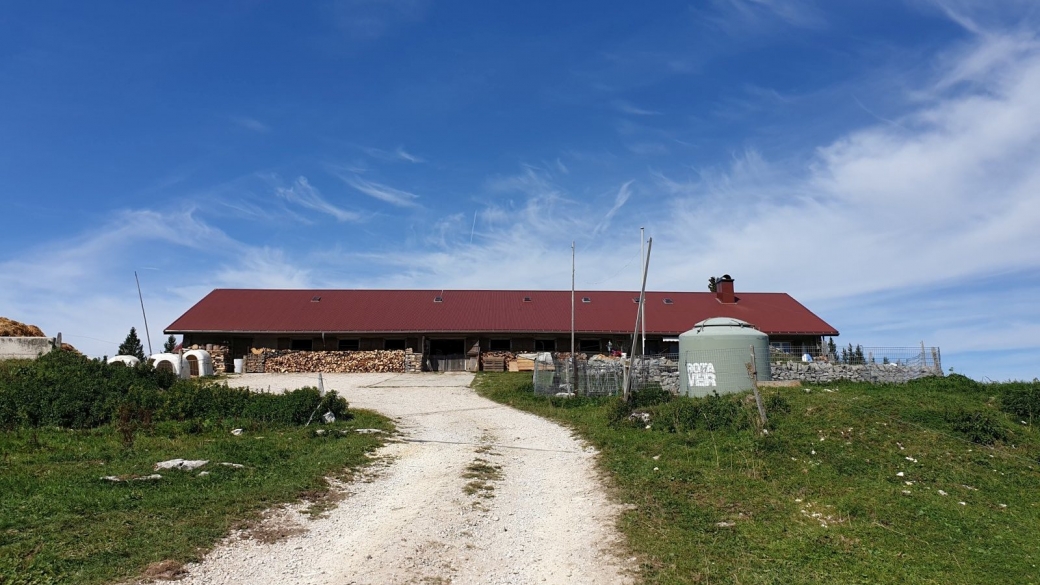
[0,337,55,360]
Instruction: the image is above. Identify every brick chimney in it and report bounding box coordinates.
[716,274,736,303]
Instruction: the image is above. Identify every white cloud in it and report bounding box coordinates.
[711,0,826,31]
[394,147,425,163]
[275,176,362,221]
[231,116,270,133]
[343,176,421,208]
[594,180,635,235]
[612,100,662,116]
[327,0,428,41]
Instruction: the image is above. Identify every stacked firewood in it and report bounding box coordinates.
[480,351,513,372]
[262,349,406,373]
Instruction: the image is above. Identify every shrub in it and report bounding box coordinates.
[1000,382,1040,423]
[765,393,791,415]
[655,398,702,433]
[0,350,175,428]
[629,383,673,409]
[0,351,349,429]
[606,397,633,427]
[947,409,1010,445]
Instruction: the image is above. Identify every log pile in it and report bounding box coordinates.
[260,349,406,373]
[480,351,513,372]
[185,344,229,375]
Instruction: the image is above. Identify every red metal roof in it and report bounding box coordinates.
[165,289,838,337]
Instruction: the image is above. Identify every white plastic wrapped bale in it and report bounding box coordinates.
[107,355,140,367]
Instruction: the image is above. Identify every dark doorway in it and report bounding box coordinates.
[428,339,466,372]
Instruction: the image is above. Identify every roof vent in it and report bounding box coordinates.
[311,296,321,302]
[663,298,674,305]
[434,296,443,303]
[523,296,532,302]
[582,297,591,303]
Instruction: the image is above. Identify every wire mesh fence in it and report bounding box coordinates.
[531,343,944,396]
[769,345,942,370]
[533,355,624,396]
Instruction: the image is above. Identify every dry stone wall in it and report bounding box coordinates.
[770,361,942,384]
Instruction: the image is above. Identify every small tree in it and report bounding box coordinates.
[163,335,178,353]
[827,337,837,358]
[708,276,718,293]
[118,327,146,360]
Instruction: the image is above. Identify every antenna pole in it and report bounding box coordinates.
[640,227,645,357]
[625,237,652,399]
[135,271,154,356]
[571,241,577,395]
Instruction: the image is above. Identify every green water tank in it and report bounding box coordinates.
[678,317,772,397]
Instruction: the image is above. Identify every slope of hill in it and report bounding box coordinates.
[475,373,1040,584]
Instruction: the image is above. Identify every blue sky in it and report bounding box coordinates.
[1,1,1038,380]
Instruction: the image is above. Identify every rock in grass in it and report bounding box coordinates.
[155,459,209,471]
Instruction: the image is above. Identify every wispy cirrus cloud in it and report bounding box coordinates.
[342,175,421,208]
[708,0,826,32]
[612,99,662,116]
[326,0,429,41]
[361,145,426,163]
[593,180,634,235]
[274,176,362,221]
[231,116,270,133]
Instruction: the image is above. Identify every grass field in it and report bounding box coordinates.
[0,412,392,585]
[474,373,1040,585]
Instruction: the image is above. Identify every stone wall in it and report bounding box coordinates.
[632,355,680,394]
[770,361,942,384]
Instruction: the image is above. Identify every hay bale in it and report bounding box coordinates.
[0,317,46,337]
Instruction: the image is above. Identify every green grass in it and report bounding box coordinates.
[0,411,393,585]
[474,373,1040,585]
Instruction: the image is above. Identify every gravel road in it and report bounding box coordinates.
[174,373,632,585]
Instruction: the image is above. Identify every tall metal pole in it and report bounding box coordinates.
[135,270,154,356]
[571,241,577,395]
[640,227,645,357]
[625,237,652,399]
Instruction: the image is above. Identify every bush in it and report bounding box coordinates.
[653,398,703,433]
[629,383,673,409]
[1000,382,1040,422]
[0,350,175,428]
[765,393,791,415]
[0,351,349,429]
[154,381,350,425]
[606,397,633,427]
[947,408,1010,445]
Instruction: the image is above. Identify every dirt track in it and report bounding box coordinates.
[175,373,632,585]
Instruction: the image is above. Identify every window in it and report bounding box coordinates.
[579,339,601,352]
[291,339,313,351]
[770,341,793,353]
[488,339,511,351]
[311,296,321,302]
[534,339,556,351]
[632,297,640,303]
[663,298,674,305]
[523,296,532,302]
[384,339,406,350]
[434,296,443,303]
[582,297,591,303]
[338,339,360,351]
